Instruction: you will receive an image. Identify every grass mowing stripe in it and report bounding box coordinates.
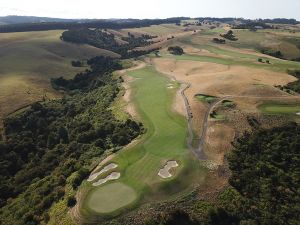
[82,66,206,216]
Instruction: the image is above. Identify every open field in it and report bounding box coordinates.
[122,24,183,36]
[80,66,207,218]
[185,28,300,61]
[0,30,118,129]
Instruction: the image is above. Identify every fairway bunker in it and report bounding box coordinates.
[88,163,118,182]
[92,172,120,186]
[297,112,300,116]
[158,161,179,178]
[86,182,137,214]
[167,83,175,89]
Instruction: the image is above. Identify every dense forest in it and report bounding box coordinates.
[61,28,158,58]
[0,56,143,225]
[146,123,300,225]
[285,70,300,93]
[225,122,300,224]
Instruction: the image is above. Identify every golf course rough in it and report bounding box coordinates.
[82,65,207,216]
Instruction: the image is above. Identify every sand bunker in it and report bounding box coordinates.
[158,161,179,178]
[296,112,300,116]
[88,163,118,182]
[92,172,121,186]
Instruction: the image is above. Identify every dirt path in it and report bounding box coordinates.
[194,97,227,159]
[194,93,300,160]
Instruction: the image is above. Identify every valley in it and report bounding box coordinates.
[0,16,300,225]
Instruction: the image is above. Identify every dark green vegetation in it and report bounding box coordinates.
[0,57,143,225]
[0,16,298,33]
[147,123,300,225]
[61,28,158,58]
[0,18,183,33]
[145,210,200,225]
[212,38,225,44]
[232,21,273,30]
[168,46,184,55]
[260,49,284,59]
[220,30,238,41]
[51,56,122,91]
[284,70,300,93]
[226,123,300,225]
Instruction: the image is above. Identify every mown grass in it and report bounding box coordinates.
[85,182,137,214]
[195,94,217,103]
[259,103,300,115]
[81,66,207,216]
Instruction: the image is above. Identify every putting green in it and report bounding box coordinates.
[86,182,137,213]
[259,103,300,114]
[83,66,207,216]
[82,65,207,216]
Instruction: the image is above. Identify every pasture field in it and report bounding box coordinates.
[0,30,118,128]
[122,24,183,36]
[259,102,300,115]
[192,28,300,61]
[80,66,207,217]
[161,51,300,73]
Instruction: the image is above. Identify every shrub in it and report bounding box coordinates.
[168,46,184,55]
[67,196,77,207]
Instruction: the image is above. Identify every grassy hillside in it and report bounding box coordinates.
[0,30,118,129]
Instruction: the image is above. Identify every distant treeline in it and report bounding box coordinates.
[196,17,299,25]
[232,21,273,29]
[258,18,299,25]
[0,18,183,33]
[0,16,298,33]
